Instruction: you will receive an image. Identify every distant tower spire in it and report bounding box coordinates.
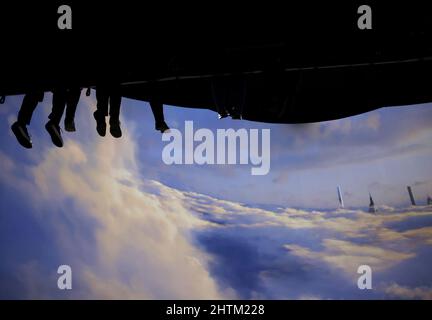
[337,186,344,208]
[369,193,377,213]
[407,186,416,206]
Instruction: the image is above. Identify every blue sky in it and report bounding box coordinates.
[0,93,432,299]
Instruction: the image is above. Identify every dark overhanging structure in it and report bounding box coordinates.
[1,2,431,124]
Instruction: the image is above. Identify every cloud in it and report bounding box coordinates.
[297,294,322,300]
[183,192,432,298]
[3,99,231,299]
[1,96,432,299]
[414,180,432,187]
[284,239,415,276]
[0,150,16,174]
[185,190,432,241]
[365,113,380,131]
[403,227,432,245]
[382,283,432,300]
[271,104,432,183]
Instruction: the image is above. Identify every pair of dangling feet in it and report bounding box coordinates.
[218,112,242,120]
[11,118,76,149]
[94,110,169,137]
[217,106,242,120]
[93,111,170,137]
[12,112,169,149]
[93,110,122,138]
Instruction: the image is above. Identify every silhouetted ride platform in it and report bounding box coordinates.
[1,2,431,123]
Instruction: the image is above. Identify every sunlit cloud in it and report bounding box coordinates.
[1,99,232,299]
[284,240,414,276]
[1,96,431,299]
[382,283,432,300]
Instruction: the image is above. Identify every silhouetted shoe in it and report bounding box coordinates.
[45,120,63,148]
[218,113,229,119]
[11,121,32,149]
[230,108,242,119]
[64,118,76,132]
[155,121,170,133]
[93,111,106,137]
[110,120,122,138]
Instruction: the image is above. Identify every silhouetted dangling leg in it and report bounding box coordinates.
[49,88,67,125]
[64,87,82,132]
[211,78,229,119]
[46,89,66,148]
[17,92,44,126]
[12,91,44,149]
[227,77,247,120]
[150,101,170,133]
[94,86,109,137]
[108,85,122,138]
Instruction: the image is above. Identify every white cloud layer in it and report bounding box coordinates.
[382,283,432,300]
[2,99,234,299]
[1,97,432,299]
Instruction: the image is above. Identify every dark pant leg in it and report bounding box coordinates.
[211,79,229,115]
[96,86,109,117]
[17,91,44,125]
[150,101,165,124]
[49,89,67,125]
[108,86,121,122]
[228,77,247,117]
[65,87,81,121]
